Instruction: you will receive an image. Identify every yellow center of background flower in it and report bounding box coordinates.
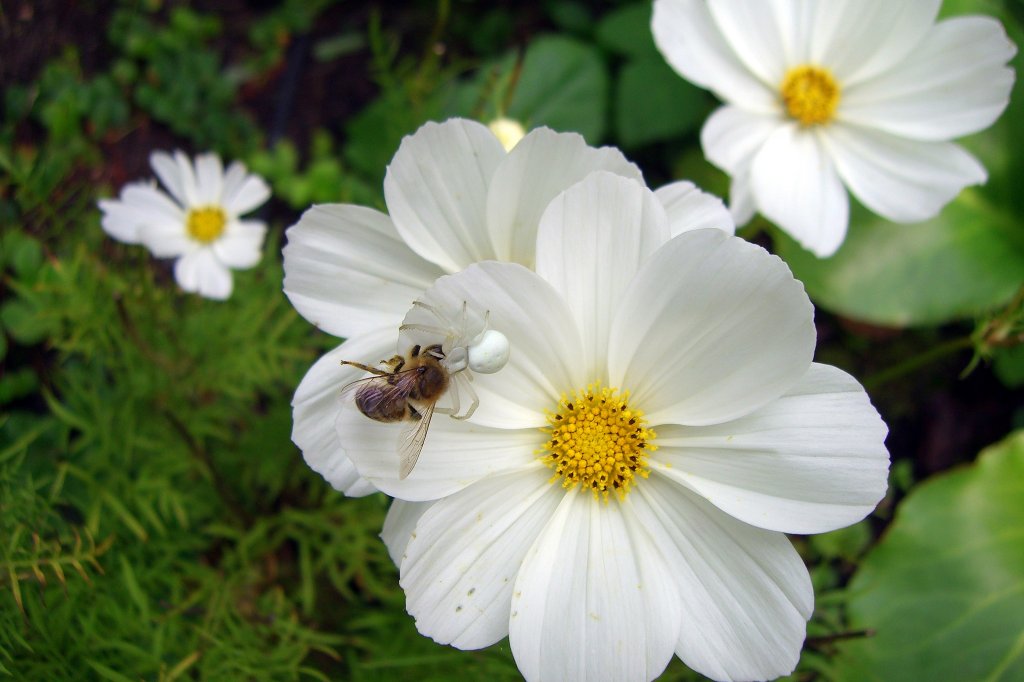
[780,65,840,126]
[186,207,227,243]
[541,384,655,501]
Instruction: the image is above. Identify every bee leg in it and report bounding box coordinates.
[340,360,388,375]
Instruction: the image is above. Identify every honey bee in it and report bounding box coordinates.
[339,301,510,479]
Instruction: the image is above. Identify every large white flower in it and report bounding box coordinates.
[98,150,270,299]
[652,0,1017,257]
[323,172,890,681]
[283,118,732,496]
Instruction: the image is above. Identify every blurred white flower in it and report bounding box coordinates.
[652,0,1017,256]
[282,117,733,496]
[327,172,889,682]
[99,150,270,300]
[488,117,527,151]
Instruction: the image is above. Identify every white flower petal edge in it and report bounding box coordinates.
[282,204,445,339]
[609,228,815,426]
[510,490,682,682]
[653,363,889,534]
[654,180,735,236]
[381,499,432,567]
[174,249,232,300]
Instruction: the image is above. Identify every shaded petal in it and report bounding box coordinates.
[700,105,782,175]
[486,127,643,266]
[510,491,682,682]
[706,0,793,85]
[840,16,1017,141]
[652,363,889,534]
[535,172,670,381]
[728,169,757,227]
[654,180,735,236]
[149,150,189,206]
[749,123,849,257]
[384,119,506,272]
[382,499,433,567]
[633,477,812,682]
[282,204,445,340]
[824,124,986,224]
[400,261,586,429]
[810,0,942,86]
[401,469,560,649]
[193,152,223,205]
[292,330,396,497]
[213,219,266,269]
[222,171,271,217]
[174,249,232,300]
[609,229,815,426]
[99,181,184,245]
[98,198,144,244]
[651,0,778,111]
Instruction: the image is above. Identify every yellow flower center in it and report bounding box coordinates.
[186,206,227,243]
[541,384,655,501]
[488,117,526,151]
[780,65,840,126]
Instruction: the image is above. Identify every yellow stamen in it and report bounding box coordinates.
[186,206,227,243]
[540,384,655,502]
[780,65,840,126]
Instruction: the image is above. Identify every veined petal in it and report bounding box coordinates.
[609,229,815,427]
[535,172,670,382]
[382,499,433,567]
[401,469,559,650]
[749,123,849,257]
[213,219,265,269]
[282,204,445,340]
[486,127,643,266]
[193,152,224,205]
[292,330,395,497]
[634,476,813,682]
[840,16,1017,141]
[824,123,986,224]
[174,249,232,300]
[810,0,942,86]
[652,363,890,534]
[651,0,778,111]
[510,491,682,682]
[700,105,782,175]
[654,180,735,237]
[401,261,586,429]
[149,150,190,207]
[384,119,506,272]
[706,0,792,85]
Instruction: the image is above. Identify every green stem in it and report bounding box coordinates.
[862,336,974,391]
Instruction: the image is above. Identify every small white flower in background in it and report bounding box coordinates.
[322,172,890,682]
[487,117,527,151]
[98,150,270,300]
[282,117,732,497]
[652,0,1017,257]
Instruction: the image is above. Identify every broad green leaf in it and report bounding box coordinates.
[994,344,1024,388]
[614,54,711,148]
[776,192,1024,327]
[833,431,1024,682]
[595,3,656,58]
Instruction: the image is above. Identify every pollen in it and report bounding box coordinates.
[186,206,227,243]
[541,384,655,502]
[780,65,840,126]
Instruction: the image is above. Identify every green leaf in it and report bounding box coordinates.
[595,2,656,58]
[776,191,1024,326]
[0,300,57,345]
[993,344,1024,388]
[833,431,1024,681]
[614,54,710,149]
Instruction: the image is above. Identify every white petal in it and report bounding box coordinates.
[706,0,792,85]
[292,330,396,497]
[486,127,643,266]
[193,152,223,205]
[653,363,890,534]
[810,0,942,86]
[749,123,849,257]
[654,180,735,236]
[728,170,757,227]
[173,249,232,300]
[824,124,986,225]
[222,171,271,216]
[384,119,506,272]
[840,16,1017,141]
[149,150,190,206]
[282,204,445,340]
[633,477,812,682]
[700,105,782,175]
[221,161,249,205]
[99,181,183,245]
[400,261,586,429]
[609,229,815,426]
[651,0,778,111]
[213,220,266,269]
[98,198,144,244]
[381,499,433,567]
[510,491,682,682]
[535,172,670,381]
[339,410,538,501]
[401,470,560,649]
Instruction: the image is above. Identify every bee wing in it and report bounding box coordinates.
[339,369,419,411]
[397,400,436,479]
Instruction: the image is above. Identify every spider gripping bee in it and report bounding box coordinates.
[339,301,510,479]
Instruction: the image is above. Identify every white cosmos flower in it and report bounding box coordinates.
[98,150,270,300]
[652,0,1017,257]
[324,172,890,682]
[283,117,732,496]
